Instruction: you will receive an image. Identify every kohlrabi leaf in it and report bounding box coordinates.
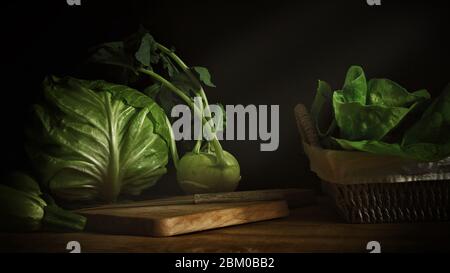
[172,72,198,95]
[157,87,179,115]
[89,42,136,72]
[26,77,170,203]
[160,54,179,78]
[124,25,152,52]
[153,70,198,116]
[135,33,159,68]
[193,66,216,88]
[89,27,160,82]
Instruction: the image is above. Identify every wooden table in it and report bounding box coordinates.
[1,198,449,253]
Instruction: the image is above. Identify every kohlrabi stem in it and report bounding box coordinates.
[157,43,220,157]
[137,67,226,166]
[164,114,180,170]
[193,139,202,154]
[156,43,212,118]
[138,67,194,108]
[192,93,203,154]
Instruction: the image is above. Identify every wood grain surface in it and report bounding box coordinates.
[1,197,449,253]
[79,201,289,237]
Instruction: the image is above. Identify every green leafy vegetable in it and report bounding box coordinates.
[135,33,159,68]
[160,54,179,78]
[332,66,429,141]
[193,66,216,88]
[90,28,241,194]
[26,76,171,203]
[2,172,42,197]
[403,84,450,145]
[367,79,430,107]
[341,65,367,104]
[89,41,137,73]
[0,174,86,232]
[333,97,411,140]
[312,65,450,161]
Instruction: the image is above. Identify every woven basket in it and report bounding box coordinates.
[294,104,450,223]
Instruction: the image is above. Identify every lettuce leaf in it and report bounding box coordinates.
[403,84,450,146]
[332,66,430,141]
[311,66,450,161]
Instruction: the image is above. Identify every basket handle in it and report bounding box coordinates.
[294,104,321,147]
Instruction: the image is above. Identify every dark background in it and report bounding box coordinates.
[1,0,449,194]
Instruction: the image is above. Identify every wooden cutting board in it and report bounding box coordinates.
[79,200,289,237]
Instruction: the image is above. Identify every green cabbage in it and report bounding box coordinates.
[26,76,172,203]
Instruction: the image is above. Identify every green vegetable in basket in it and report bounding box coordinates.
[0,173,86,232]
[26,76,172,203]
[333,66,430,141]
[312,65,450,161]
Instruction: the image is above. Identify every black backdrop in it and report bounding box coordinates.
[1,0,449,195]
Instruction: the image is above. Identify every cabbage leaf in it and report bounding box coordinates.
[26,76,171,203]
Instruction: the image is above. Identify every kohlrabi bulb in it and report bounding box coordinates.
[177,151,241,194]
